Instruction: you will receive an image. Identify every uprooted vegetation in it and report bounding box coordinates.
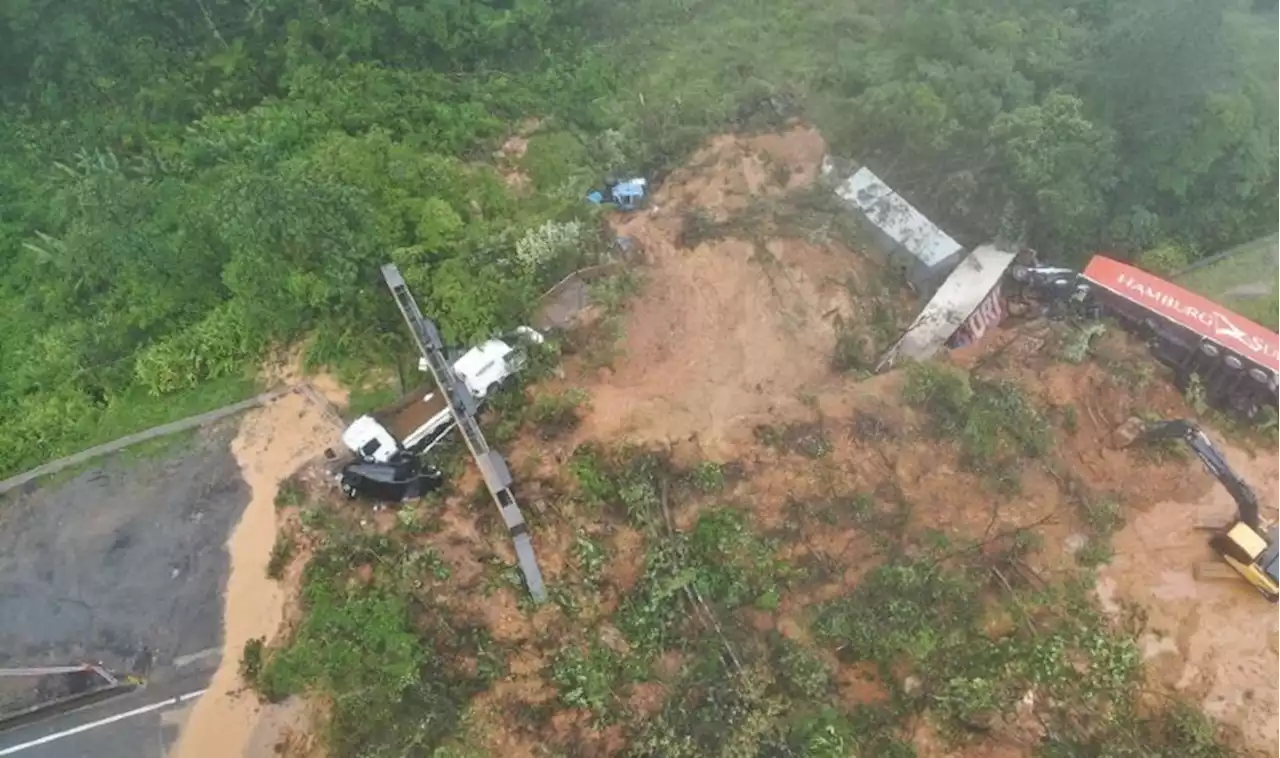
[902,362,1052,491]
[244,349,1247,758]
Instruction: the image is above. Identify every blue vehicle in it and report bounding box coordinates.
[586,177,647,211]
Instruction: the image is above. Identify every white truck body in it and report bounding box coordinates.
[343,328,543,463]
[875,245,1018,371]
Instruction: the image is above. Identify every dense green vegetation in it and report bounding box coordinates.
[2,0,1275,477]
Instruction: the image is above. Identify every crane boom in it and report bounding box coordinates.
[1140,420,1260,530]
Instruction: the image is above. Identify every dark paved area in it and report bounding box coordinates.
[0,659,215,757]
[0,424,248,671]
[0,423,249,757]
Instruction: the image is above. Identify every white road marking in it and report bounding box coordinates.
[0,690,205,755]
[171,647,221,669]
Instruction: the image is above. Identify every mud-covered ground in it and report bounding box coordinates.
[1100,445,1279,754]
[238,125,1277,758]
[0,422,248,680]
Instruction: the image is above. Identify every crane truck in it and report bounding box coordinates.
[1134,419,1279,602]
[332,327,543,503]
[341,327,543,465]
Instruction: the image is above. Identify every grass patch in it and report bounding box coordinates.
[813,553,1230,754]
[240,636,266,685]
[589,270,643,316]
[522,131,593,192]
[274,478,307,510]
[1175,234,1279,331]
[902,363,1050,488]
[528,388,590,439]
[754,421,832,459]
[684,460,726,493]
[1074,494,1123,568]
[831,324,876,374]
[549,641,635,717]
[567,442,671,526]
[345,383,402,421]
[618,506,794,655]
[266,531,296,580]
[572,529,607,583]
[1055,321,1108,364]
[249,532,502,755]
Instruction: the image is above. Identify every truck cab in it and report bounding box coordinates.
[342,327,543,463]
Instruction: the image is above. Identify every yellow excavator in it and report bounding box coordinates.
[1136,420,1278,602]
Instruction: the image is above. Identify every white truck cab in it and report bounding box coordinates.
[420,326,544,399]
[344,327,543,463]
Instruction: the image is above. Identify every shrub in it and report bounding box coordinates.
[274,479,306,510]
[515,219,586,278]
[549,643,627,714]
[266,532,296,580]
[1135,244,1192,276]
[832,332,870,373]
[240,637,266,685]
[903,363,1050,478]
[686,461,726,493]
[572,530,607,582]
[529,388,589,438]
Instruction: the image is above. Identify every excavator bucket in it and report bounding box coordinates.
[1110,416,1146,449]
[1193,561,1242,582]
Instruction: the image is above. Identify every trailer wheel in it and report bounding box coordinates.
[1228,394,1259,420]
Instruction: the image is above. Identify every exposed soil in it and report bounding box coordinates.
[572,125,866,457]
[248,125,1276,757]
[172,383,345,758]
[1099,441,1279,757]
[517,126,1276,755]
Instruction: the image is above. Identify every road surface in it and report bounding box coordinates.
[0,658,214,758]
[0,424,250,758]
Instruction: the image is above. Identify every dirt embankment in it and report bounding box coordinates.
[430,127,1228,752]
[529,125,1278,756]
[172,382,345,758]
[1101,445,1279,756]
[570,125,874,457]
[224,125,1276,758]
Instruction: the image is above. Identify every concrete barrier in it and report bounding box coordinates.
[0,387,294,496]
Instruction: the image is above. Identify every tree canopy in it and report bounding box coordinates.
[1,0,1276,477]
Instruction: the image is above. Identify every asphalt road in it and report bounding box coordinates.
[0,424,248,758]
[0,659,214,758]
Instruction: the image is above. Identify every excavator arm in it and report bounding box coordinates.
[1139,420,1261,530]
[1137,419,1278,601]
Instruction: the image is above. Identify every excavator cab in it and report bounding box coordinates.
[1209,522,1279,602]
[1134,419,1279,603]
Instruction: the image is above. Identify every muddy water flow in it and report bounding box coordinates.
[171,387,342,758]
[1099,438,1279,756]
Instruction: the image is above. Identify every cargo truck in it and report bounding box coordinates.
[341,328,543,464]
